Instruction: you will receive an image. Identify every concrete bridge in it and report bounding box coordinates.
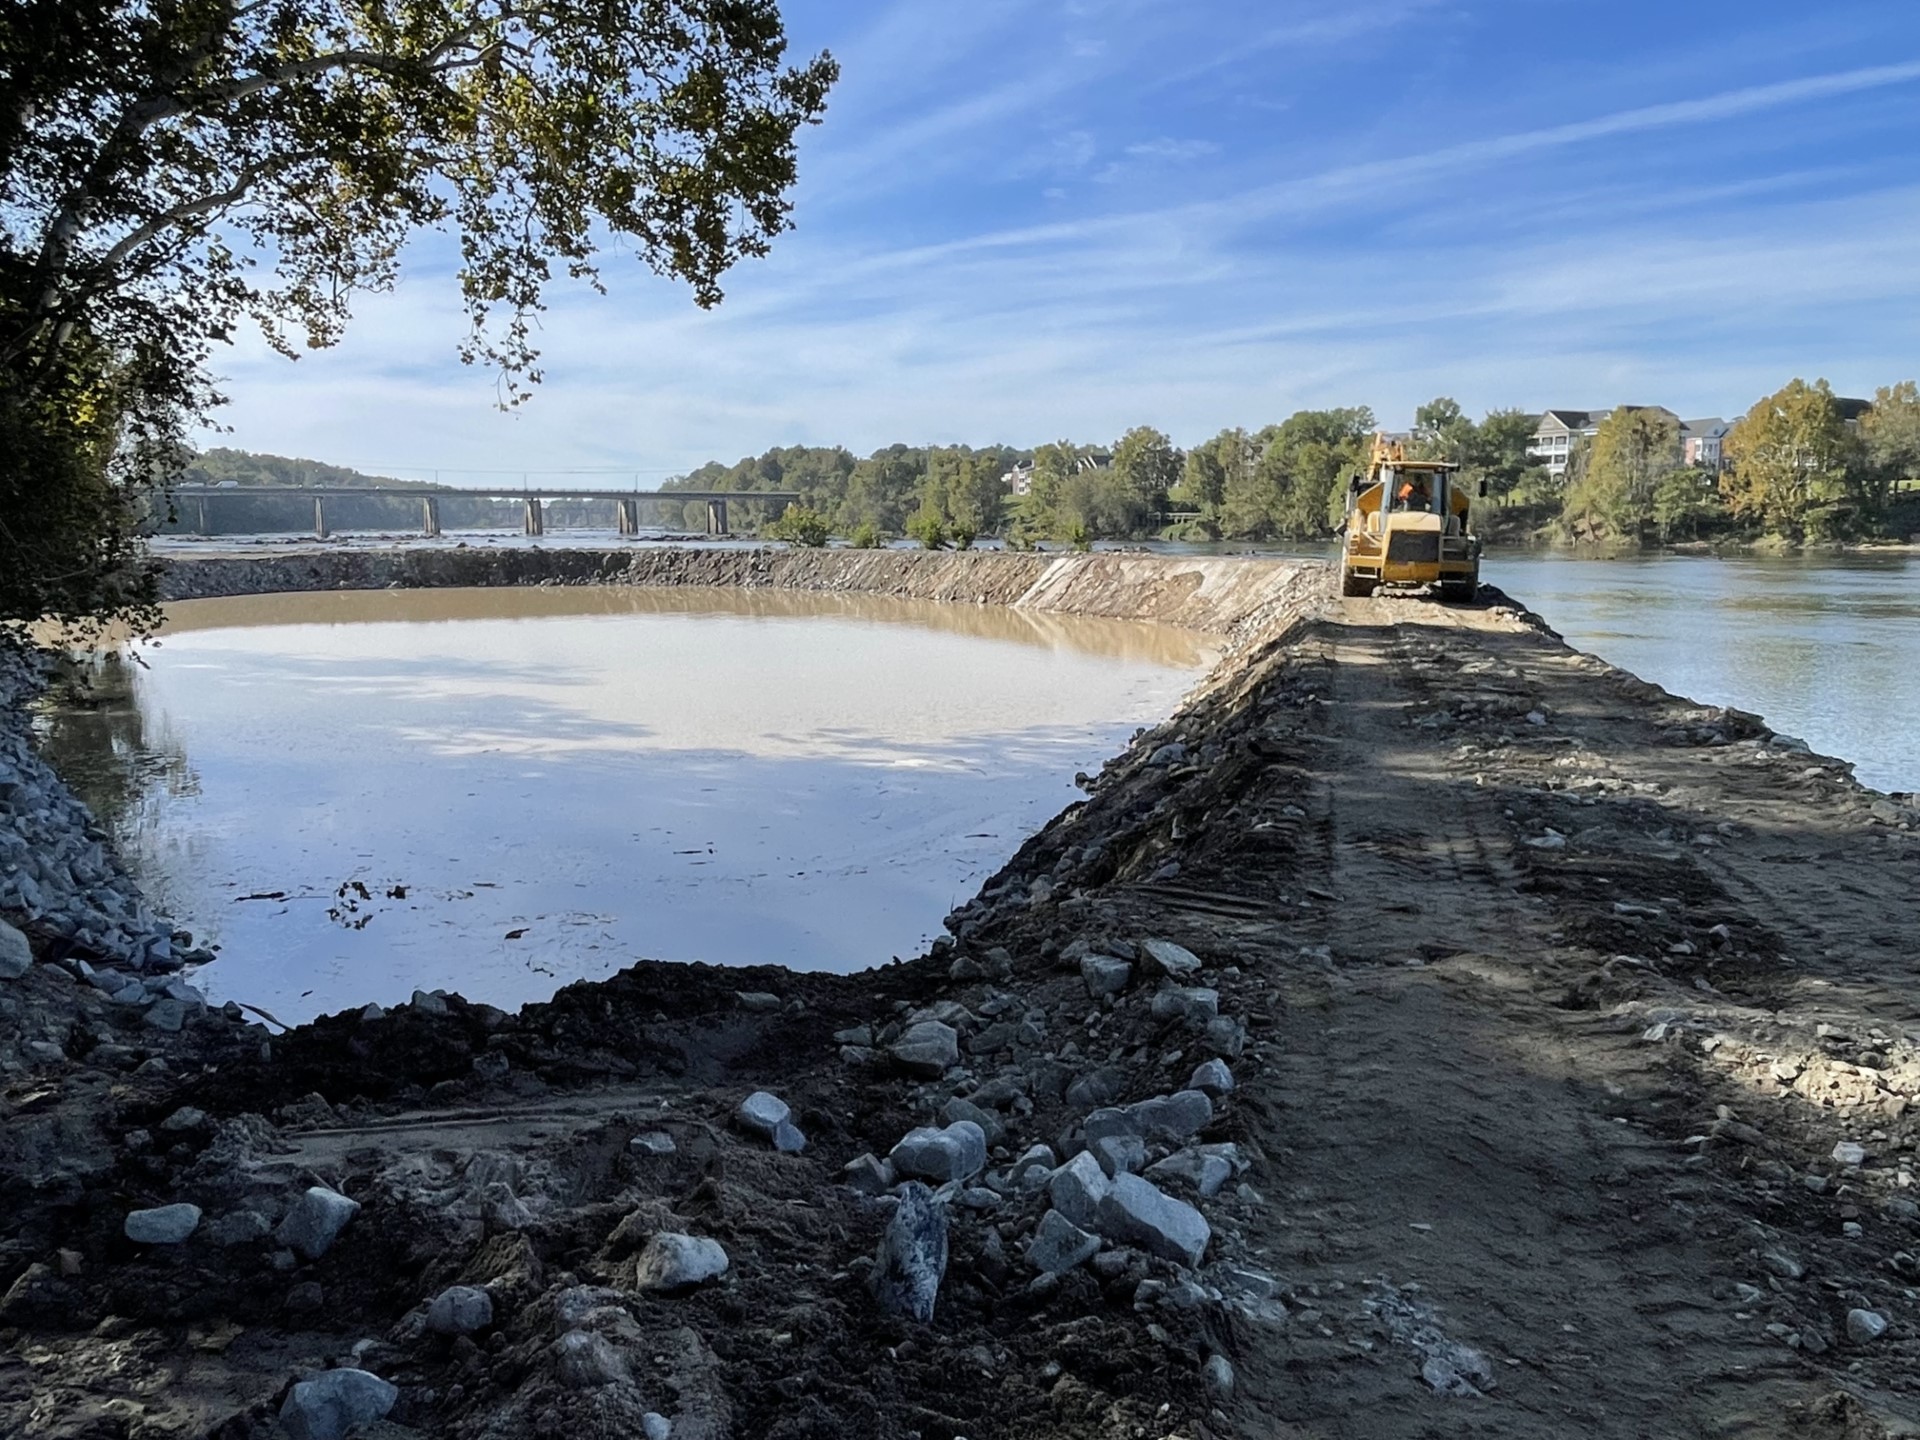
[167,486,800,539]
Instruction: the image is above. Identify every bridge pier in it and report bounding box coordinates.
[422,497,441,538]
[195,497,209,535]
[617,496,640,536]
[314,498,329,540]
[706,498,730,536]
[523,498,545,537]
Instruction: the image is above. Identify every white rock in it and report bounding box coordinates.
[1080,955,1132,999]
[1188,1059,1235,1096]
[641,1415,672,1440]
[736,1091,790,1138]
[889,1121,988,1184]
[1848,1308,1889,1344]
[279,1368,398,1440]
[1094,1173,1211,1267]
[1833,1141,1868,1166]
[125,1203,202,1245]
[1126,1089,1214,1139]
[426,1284,494,1335]
[275,1187,361,1261]
[634,1233,729,1293]
[889,1020,960,1077]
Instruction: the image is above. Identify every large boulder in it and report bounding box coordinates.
[0,919,30,980]
[124,1203,201,1245]
[1047,1151,1111,1231]
[889,1020,960,1077]
[426,1285,494,1336]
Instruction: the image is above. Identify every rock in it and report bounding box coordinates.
[642,1415,672,1440]
[1094,1173,1210,1267]
[1008,1143,1058,1191]
[124,1203,202,1245]
[734,990,781,1012]
[1048,1151,1112,1231]
[0,919,29,979]
[275,1187,361,1262]
[736,1090,791,1139]
[890,1121,988,1184]
[1188,1059,1235,1097]
[772,1120,807,1154]
[1090,1134,1148,1177]
[279,1368,398,1440]
[1083,1107,1143,1145]
[1832,1141,1868,1166]
[889,1020,960,1077]
[357,1002,385,1022]
[871,1181,948,1322]
[842,1153,895,1195]
[1147,742,1186,767]
[1126,1089,1214,1140]
[142,997,188,1032]
[834,1024,874,1046]
[1203,1354,1236,1402]
[1202,1016,1247,1057]
[160,1105,207,1132]
[1847,1308,1889,1345]
[1080,955,1132,999]
[634,1233,729,1293]
[409,989,449,1016]
[1149,987,1219,1028]
[1140,938,1202,978]
[1065,1066,1126,1110]
[285,1281,325,1315]
[1147,1144,1239,1199]
[942,1096,1007,1147]
[1759,1249,1804,1281]
[550,1329,632,1388]
[427,1285,494,1336]
[630,1131,677,1156]
[1028,1209,1102,1273]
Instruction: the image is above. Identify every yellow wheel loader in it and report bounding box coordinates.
[1339,435,1483,601]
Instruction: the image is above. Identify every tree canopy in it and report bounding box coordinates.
[1,0,835,633]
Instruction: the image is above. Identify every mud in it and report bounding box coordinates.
[5,560,1920,1439]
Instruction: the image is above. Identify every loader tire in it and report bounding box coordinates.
[1340,568,1376,598]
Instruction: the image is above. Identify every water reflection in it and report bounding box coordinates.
[47,588,1210,1020]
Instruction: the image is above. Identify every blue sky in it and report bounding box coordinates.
[206,0,1920,483]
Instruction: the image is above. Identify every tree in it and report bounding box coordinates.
[1563,406,1681,540]
[1411,397,1473,462]
[1110,426,1181,511]
[1723,380,1862,540]
[766,503,829,546]
[1860,381,1920,519]
[1471,408,1544,498]
[1,0,836,632]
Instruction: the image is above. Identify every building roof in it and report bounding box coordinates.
[1680,417,1729,438]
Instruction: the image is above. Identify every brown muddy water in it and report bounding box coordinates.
[35,587,1212,1022]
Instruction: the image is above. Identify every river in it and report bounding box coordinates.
[35,587,1212,1021]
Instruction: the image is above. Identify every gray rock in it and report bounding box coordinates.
[1150,987,1219,1028]
[279,1368,398,1440]
[1080,955,1132,999]
[160,1105,207,1132]
[275,1187,361,1262]
[889,1020,960,1077]
[409,989,449,1016]
[1203,1354,1235,1402]
[1091,1134,1148,1177]
[1008,1143,1058,1191]
[426,1284,494,1336]
[551,1329,632,1388]
[1201,1016,1247,1057]
[142,997,188,1032]
[1066,1067,1126,1110]
[941,1096,1006,1147]
[1028,1208,1102,1273]
[630,1130,677,1156]
[1140,938,1202,978]
[736,1090,791,1138]
[871,1181,948,1322]
[1760,1249,1804,1281]
[1189,1059,1235,1097]
[357,1002,386,1022]
[205,1209,272,1247]
[1147,742,1186,767]
[833,1024,874,1046]
[889,1121,988,1184]
[1848,1308,1889,1344]
[1048,1150,1112,1230]
[124,1203,202,1245]
[634,1232,729,1293]
[1084,1106,1143,1145]
[0,919,30,979]
[1147,1144,1240,1199]
[1127,1089,1214,1140]
[734,990,781,1012]
[772,1119,807,1154]
[842,1152,894,1195]
[642,1415,672,1440]
[1094,1173,1211,1267]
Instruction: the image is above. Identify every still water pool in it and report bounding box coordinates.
[39,587,1210,1021]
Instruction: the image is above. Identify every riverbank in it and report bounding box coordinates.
[5,552,1920,1439]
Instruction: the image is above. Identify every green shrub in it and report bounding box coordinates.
[906,512,949,549]
[848,520,882,549]
[767,504,831,546]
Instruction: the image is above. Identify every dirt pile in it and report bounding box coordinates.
[4,571,1920,1439]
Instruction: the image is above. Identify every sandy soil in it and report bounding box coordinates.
[4,577,1920,1440]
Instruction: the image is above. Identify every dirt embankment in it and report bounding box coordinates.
[154,547,1321,643]
[5,564,1920,1440]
